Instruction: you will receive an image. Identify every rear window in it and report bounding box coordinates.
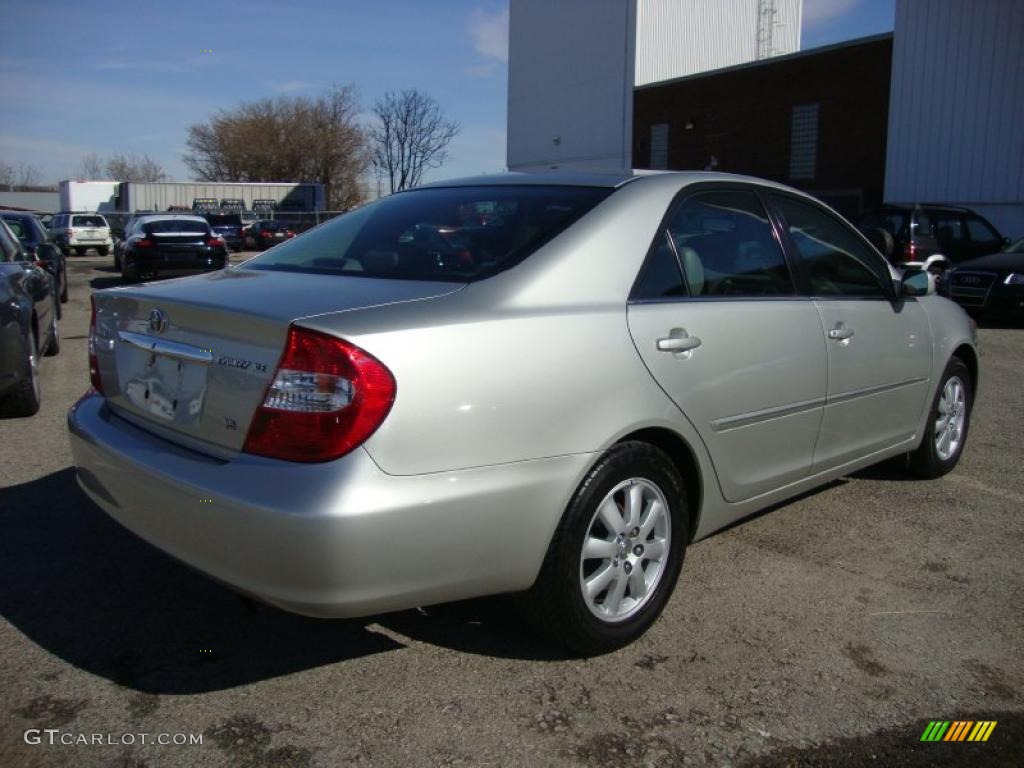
[145,219,210,235]
[72,215,107,228]
[859,210,908,237]
[258,221,282,231]
[206,214,242,227]
[244,185,612,281]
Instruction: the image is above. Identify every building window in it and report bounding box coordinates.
[789,104,819,180]
[650,123,669,170]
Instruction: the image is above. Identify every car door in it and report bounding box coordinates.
[627,186,827,503]
[770,194,933,471]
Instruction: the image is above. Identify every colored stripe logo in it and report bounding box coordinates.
[920,720,997,742]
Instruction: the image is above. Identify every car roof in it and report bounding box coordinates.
[135,214,209,224]
[415,170,811,195]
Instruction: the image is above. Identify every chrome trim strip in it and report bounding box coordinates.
[710,377,929,432]
[711,397,825,432]
[825,377,928,407]
[117,331,214,366]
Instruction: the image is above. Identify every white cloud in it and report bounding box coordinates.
[467,6,509,63]
[802,0,862,25]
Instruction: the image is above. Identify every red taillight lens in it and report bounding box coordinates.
[286,230,295,237]
[243,327,396,462]
[206,238,221,247]
[260,231,272,238]
[65,228,74,237]
[902,241,916,261]
[136,238,154,248]
[88,296,103,393]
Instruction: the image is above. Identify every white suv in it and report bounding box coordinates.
[49,212,113,256]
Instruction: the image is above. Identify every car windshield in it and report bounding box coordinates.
[73,215,107,227]
[244,185,612,282]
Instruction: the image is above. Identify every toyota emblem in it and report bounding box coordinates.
[149,308,168,334]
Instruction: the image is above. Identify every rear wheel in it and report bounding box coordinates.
[522,441,688,655]
[59,263,68,302]
[75,247,87,256]
[1,327,41,417]
[97,246,108,256]
[908,357,972,478]
[44,312,60,357]
[121,258,138,283]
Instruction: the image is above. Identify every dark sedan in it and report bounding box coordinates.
[204,213,245,251]
[249,219,296,250]
[120,215,229,283]
[0,220,60,417]
[942,238,1024,317]
[1,211,68,305]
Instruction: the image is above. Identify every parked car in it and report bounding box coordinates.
[204,213,245,251]
[119,215,228,282]
[0,220,60,416]
[941,237,1024,318]
[48,212,114,257]
[858,204,1008,267]
[249,219,295,249]
[69,172,978,654]
[1,211,67,304]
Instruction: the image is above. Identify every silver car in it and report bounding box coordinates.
[68,172,978,654]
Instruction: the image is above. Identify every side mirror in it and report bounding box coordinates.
[34,242,60,272]
[901,268,935,297]
[921,254,950,273]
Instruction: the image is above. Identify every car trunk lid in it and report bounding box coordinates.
[92,268,463,454]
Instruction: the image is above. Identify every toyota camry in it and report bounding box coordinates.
[68,172,978,654]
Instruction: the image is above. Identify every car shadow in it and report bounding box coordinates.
[89,275,123,290]
[0,469,404,694]
[975,315,1024,330]
[1,468,577,693]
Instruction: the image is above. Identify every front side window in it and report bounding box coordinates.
[774,195,890,298]
[245,185,612,282]
[663,189,794,297]
[931,212,966,249]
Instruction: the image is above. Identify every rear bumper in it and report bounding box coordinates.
[130,251,227,274]
[68,392,588,617]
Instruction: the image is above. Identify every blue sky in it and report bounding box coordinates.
[0,0,894,188]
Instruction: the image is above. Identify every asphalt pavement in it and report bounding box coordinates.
[1,254,1021,767]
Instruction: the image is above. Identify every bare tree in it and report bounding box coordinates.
[0,160,43,190]
[78,152,105,178]
[105,152,168,182]
[183,84,370,209]
[370,89,460,193]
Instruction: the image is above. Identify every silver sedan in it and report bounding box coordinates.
[68,172,978,654]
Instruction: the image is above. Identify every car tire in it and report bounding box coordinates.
[121,259,138,283]
[1,327,41,417]
[44,312,60,357]
[908,357,972,479]
[60,263,68,302]
[97,246,109,256]
[522,441,688,656]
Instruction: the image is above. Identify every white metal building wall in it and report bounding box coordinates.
[507,0,637,172]
[635,0,802,86]
[885,0,1024,236]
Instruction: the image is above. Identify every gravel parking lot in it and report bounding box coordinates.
[1,254,1022,768]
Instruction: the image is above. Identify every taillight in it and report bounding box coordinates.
[88,296,103,393]
[206,238,222,247]
[136,238,154,248]
[286,230,295,237]
[261,231,272,238]
[65,228,74,238]
[243,327,396,462]
[901,241,916,262]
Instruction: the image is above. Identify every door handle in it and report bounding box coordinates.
[657,332,702,353]
[828,323,854,341]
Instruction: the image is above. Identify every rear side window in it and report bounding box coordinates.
[774,195,890,298]
[72,215,107,227]
[965,215,1000,246]
[860,210,909,238]
[245,185,612,282]
[2,218,27,239]
[663,190,794,297]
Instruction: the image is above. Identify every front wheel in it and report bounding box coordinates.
[908,357,972,478]
[60,263,68,302]
[1,328,41,417]
[522,441,688,655]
